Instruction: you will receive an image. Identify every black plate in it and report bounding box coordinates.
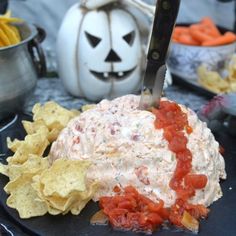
[1,114,236,236]
[172,74,216,98]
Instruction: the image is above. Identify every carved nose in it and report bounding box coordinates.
[105,49,121,62]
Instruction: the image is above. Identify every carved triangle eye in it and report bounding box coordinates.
[85,31,101,48]
[123,31,135,46]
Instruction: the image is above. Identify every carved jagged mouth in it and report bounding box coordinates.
[90,67,136,81]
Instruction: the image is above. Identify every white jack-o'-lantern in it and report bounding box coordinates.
[57,3,143,101]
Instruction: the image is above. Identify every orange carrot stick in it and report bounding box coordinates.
[190,22,220,36]
[203,27,222,37]
[177,33,200,46]
[189,24,204,31]
[189,27,213,43]
[202,32,236,46]
[172,30,180,40]
[201,17,216,27]
[174,26,189,35]
[201,17,221,37]
[172,33,179,41]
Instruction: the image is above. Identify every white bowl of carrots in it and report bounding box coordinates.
[167,17,236,82]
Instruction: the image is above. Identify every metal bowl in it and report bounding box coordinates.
[0,22,46,120]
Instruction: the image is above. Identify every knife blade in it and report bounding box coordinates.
[139,0,180,110]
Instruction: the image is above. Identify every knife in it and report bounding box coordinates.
[139,0,180,110]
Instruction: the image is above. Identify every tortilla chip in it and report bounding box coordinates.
[7,130,49,164]
[32,102,77,130]
[4,173,47,219]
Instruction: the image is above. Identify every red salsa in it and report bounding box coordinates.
[153,101,208,228]
[99,186,169,233]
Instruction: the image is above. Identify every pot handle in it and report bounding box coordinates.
[28,26,47,77]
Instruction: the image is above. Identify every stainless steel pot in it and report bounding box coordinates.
[0,22,46,120]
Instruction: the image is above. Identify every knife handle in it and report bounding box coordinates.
[147,0,180,65]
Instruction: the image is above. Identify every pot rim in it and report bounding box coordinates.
[0,22,38,51]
